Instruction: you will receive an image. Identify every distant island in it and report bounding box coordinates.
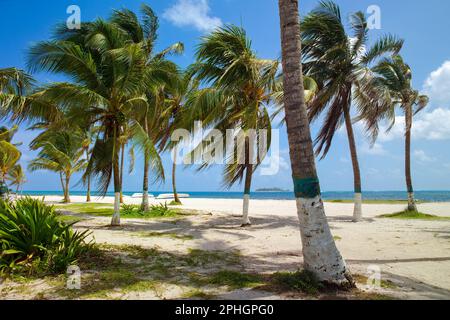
[255,188,289,192]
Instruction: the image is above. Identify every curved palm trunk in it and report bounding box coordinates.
[119,145,125,204]
[111,132,121,226]
[405,104,417,211]
[278,0,351,285]
[343,103,363,222]
[64,174,71,203]
[172,145,181,204]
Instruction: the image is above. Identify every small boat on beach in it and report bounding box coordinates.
[156,193,190,200]
[131,193,155,199]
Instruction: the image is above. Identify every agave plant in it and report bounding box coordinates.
[0,197,91,274]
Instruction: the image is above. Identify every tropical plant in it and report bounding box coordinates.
[0,68,33,118]
[278,0,352,284]
[7,165,26,193]
[301,0,404,221]
[26,6,172,225]
[356,55,429,212]
[188,25,279,226]
[28,130,87,203]
[107,6,182,212]
[0,126,22,198]
[0,197,91,274]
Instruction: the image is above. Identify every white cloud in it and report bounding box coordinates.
[414,150,436,163]
[423,61,450,107]
[361,142,387,155]
[378,108,450,141]
[163,0,222,32]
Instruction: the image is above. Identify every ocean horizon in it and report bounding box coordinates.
[19,190,450,202]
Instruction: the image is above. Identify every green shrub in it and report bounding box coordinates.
[272,270,323,294]
[121,204,138,216]
[146,203,176,217]
[0,197,92,275]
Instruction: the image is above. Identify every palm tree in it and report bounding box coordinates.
[188,25,279,227]
[0,126,22,198]
[278,0,352,284]
[356,55,429,212]
[29,130,87,203]
[27,9,168,225]
[301,1,403,221]
[7,164,26,194]
[0,68,33,120]
[108,5,182,211]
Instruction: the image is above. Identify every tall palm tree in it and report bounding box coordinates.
[27,10,166,225]
[356,55,429,212]
[0,68,33,120]
[108,5,181,211]
[188,25,279,227]
[278,0,352,284]
[29,130,87,203]
[301,0,403,221]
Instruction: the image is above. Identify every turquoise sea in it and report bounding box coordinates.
[21,190,450,202]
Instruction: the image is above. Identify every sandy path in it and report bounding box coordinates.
[29,195,450,299]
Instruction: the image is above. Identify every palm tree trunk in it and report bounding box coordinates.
[111,129,121,226]
[59,172,66,203]
[141,153,150,212]
[242,164,253,227]
[119,144,125,204]
[85,149,91,202]
[405,104,417,211]
[64,174,71,203]
[172,145,181,204]
[343,102,363,222]
[141,113,150,212]
[278,0,351,285]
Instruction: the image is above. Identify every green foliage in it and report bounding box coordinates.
[0,197,92,275]
[208,270,263,289]
[120,204,137,216]
[379,210,450,221]
[272,270,324,294]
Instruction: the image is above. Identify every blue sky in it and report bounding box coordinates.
[1,0,449,192]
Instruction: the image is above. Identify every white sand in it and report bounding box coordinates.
[31,195,450,299]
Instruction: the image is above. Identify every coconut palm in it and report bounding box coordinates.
[29,130,87,203]
[7,164,26,193]
[356,55,429,212]
[301,0,403,221]
[109,5,182,211]
[188,25,279,226]
[0,68,34,120]
[278,0,352,284]
[27,8,170,225]
[0,126,22,198]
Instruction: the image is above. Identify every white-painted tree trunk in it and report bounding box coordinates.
[352,193,362,222]
[111,192,121,226]
[296,197,349,283]
[241,194,251,226]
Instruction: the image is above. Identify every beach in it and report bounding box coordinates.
[28,195,450,299]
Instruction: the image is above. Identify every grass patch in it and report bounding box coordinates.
[271,270,324,295]
[208,270,264,289]
[181,289,216,300]
[378,210,450,221]
[333,235,342,241]
[185,249,241,267]
[353,274,397,289]
[138,232,194,241]
[169,201,183,206]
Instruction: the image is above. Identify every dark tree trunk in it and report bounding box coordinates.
[119,144,125,204]
[343,101,363,222]
[86,149,91,203]
[111,129,122,226]
[172,145,181,204]
[278,0,351,285]
[141,113,150,212]
[405,104,417,211]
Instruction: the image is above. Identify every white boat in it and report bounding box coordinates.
[156,193,190,200]
[131,193,155,199]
